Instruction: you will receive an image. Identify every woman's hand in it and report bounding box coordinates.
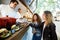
[32,28,36,34]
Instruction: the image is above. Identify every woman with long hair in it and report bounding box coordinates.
[29,13,42,40]
[41,11,58,40]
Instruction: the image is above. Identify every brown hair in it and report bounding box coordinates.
[44,11,53,25]
[18,8,21,10]
[10,0,19,4]
[32,13,42,24]
[18,8,21,11]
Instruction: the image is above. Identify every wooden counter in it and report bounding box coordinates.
[5,26,28,40]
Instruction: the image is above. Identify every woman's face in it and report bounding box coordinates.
[42,13,46,21]
[33,15,37,21]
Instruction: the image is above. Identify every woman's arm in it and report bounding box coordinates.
[28,23,34,27]
[28,23,37,34]
[50,23,58,40]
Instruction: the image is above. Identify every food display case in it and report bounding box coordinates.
[0,17,29,40]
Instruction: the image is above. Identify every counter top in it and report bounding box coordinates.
[5,25,28,40]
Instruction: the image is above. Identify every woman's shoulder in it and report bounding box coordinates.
[40,22,45,25]
[29,23,34,27]
[50,22,56,26]
[49,23,56,30]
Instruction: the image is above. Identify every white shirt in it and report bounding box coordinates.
[0,4,19,18]
[41,24,46,40]
[16,18,28,23]
[17,12,22,18]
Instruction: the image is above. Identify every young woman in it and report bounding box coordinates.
[29,13,42,40]
[41,11,58,40]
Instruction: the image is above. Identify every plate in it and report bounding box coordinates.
[1,31,11,38]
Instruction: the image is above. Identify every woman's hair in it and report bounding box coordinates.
[44,11,53,25]
[32,13,42,24]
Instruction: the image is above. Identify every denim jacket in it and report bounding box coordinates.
[29,22,42,37]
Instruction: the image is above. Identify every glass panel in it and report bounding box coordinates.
[35,0,60,16]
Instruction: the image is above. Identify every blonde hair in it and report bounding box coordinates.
[44,11,53,25]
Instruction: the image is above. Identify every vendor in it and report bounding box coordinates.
[16,8,26,23]
[17,8,23,18]
[0,0,19,18]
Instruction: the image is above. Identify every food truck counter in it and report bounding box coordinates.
[5,25,28,40]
